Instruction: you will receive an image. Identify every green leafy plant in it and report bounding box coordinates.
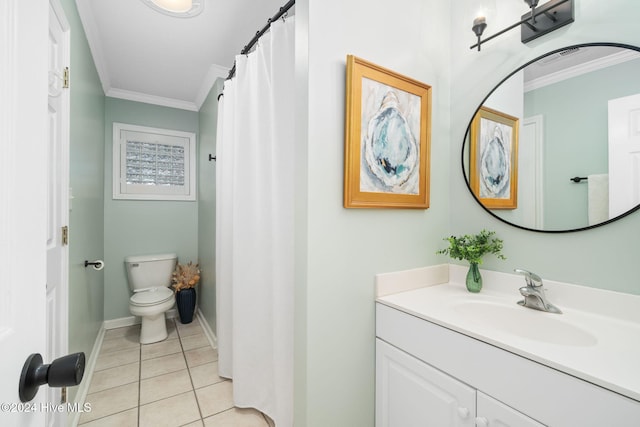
[436,229,506,265]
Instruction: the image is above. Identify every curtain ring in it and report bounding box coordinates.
[281,11,288,22]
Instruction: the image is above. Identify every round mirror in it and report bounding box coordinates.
[462,43,640,232]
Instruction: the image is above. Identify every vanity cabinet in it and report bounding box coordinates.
[376,302,640,427]
[376,339,543,427]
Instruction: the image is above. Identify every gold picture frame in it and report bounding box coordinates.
[470,106,519,209]
[344,55,431,209]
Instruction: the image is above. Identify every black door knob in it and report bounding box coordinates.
[19,352,85,402]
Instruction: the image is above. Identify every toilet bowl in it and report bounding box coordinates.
[125,253,177,344]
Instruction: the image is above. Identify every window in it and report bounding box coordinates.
[113,123,196,201]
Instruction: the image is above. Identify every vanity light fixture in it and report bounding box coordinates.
[471,0,574,51]
[524,0,540,24]
[472,16,488,51]
[140,0,204,18]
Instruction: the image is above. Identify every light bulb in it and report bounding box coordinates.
[477,0,496,22]
[140,0,203,18]
[151,0,193,13]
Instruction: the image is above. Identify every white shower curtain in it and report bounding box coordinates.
[215,17,294,427]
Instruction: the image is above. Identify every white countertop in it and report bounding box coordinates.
[376,265,640,402]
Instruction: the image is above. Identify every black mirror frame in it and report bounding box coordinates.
[462,42,640,233]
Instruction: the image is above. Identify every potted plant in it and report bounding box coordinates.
[436,230,506,293]
[172,261,200,324]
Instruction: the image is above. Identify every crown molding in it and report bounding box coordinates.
[106,88,199,111]
[75,0,111,95]
[525,50,640,92]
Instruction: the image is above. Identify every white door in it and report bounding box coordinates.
[0,1,49,426]
[521,116,544,229]
[376,339,476,427]
[46,1,70,426]
[608,93,640,218]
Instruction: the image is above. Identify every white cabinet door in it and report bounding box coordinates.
[376,339,476,427]
[476,392,545,427]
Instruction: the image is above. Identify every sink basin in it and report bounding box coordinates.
[452,300,598,347]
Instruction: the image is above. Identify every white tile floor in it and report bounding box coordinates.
[78,318,270,427]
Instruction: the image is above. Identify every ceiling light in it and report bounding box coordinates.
[140,0,204,18]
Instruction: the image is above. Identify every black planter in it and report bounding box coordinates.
[175,288,196,324]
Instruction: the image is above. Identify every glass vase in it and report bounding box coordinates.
[466,262,483,293]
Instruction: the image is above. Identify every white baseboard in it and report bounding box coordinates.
[196,308,218,349]
[102,309,177,330]
[69,324,105,427]
[102,315,138,330]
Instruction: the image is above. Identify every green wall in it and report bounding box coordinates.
[450,0,640,294]
[60,0,105,404]
[197,79,224,334]
[296,0,452,425]
[524,58,640,229]
[103,98,199,320]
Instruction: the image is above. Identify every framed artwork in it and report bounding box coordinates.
[343,55,431,209]
[470,106,519,209]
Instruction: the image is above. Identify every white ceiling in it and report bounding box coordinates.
[76,0,287,111]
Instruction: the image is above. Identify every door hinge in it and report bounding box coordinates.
[61,387,67,404]
[62,226,69,246]
[63,67,70,89]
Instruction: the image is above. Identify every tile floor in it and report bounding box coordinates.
[78,318,270,427]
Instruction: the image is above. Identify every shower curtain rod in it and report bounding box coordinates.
[225,0,295,81]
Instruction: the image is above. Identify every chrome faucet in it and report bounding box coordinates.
[514,269,562,314]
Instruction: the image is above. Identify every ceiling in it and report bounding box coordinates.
[76,0,287,111]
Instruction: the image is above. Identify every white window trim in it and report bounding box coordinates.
[113,122,197,201]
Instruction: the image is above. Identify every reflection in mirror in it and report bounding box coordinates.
[463,43,640,232]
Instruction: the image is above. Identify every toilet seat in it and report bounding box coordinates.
[130,287,174,307]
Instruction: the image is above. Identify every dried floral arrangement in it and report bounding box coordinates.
[172,261,200,293]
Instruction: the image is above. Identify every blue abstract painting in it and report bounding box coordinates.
[479,118,512,199]
[360,77,421,195]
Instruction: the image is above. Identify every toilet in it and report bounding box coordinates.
[125,253,177,344]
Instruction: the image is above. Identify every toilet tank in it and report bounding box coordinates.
[125,253,177,291]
